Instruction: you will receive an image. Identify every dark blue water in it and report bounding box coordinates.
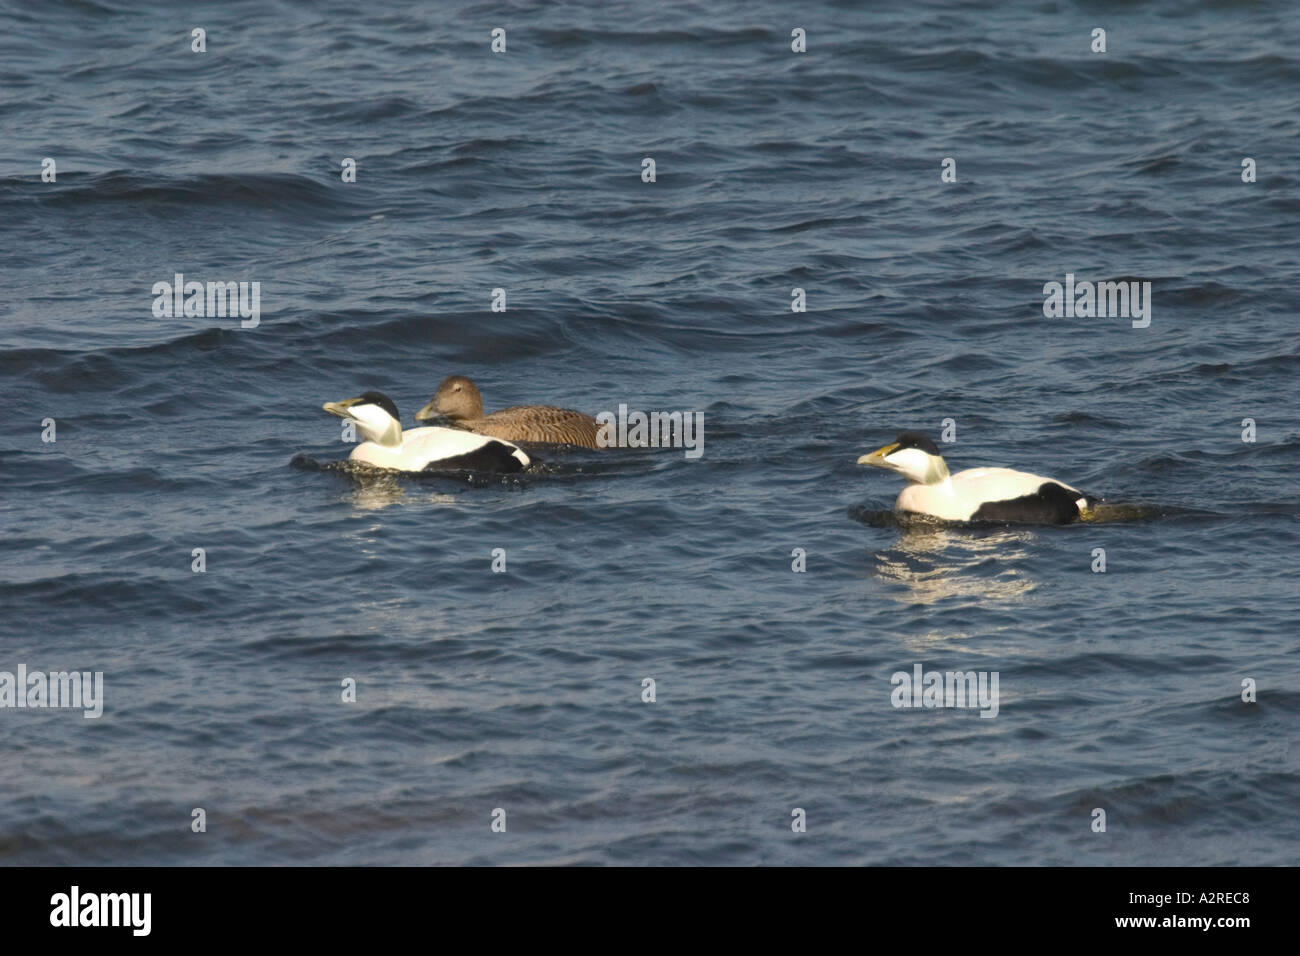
[2,0,1298,865]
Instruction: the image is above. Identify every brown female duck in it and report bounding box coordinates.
[413,375,601,448]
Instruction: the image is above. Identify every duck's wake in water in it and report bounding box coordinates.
[850,500,1188,530]
[1081,501,1180,523]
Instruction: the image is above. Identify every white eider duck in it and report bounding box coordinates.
[857,432,1093,524]
[322,391,530,472]
[413,375,601,449]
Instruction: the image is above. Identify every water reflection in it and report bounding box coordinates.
[346,474,407,510]
[871,517,1038,606]
[347,481,463,512]
[318,461,467,511]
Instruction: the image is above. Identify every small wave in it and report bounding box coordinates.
[4,327,257,391]
[8,170,365,221]
[535,26,772,48]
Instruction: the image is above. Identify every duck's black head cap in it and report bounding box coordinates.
[893,431,941,456]
[357,391,400,422]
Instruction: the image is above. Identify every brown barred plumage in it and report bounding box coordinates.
[414,375,602,449]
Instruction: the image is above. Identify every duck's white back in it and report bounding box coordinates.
[349,425,529,471]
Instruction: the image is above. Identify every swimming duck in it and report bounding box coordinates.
[413,375,601,448]
[322,391,530,472]
[857,432,1093,524]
